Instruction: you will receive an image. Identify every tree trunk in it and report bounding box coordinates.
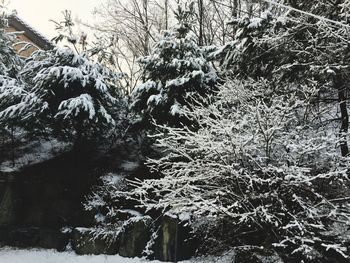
[11,125,15,167]
[143,0,150,55]
[335,74,349,157]
[231,0,240,17]
[247,0,253,18]
[165,0,169,30]
[74,116,85,154]
[198,0,204,46]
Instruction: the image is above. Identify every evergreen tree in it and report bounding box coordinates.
[131,2,217,126]
[0,5,22,77]
[0,47,125,147]
[0,7,23,109]
[0,6,24,160]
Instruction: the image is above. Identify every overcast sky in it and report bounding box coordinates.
[8,0,99,39]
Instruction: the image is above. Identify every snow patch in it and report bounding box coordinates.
[0,248,163,263]
[120,160,139,172]
[0,139,70,172]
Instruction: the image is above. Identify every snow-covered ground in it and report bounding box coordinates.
[0,248,166,263]
[0,247,232,263]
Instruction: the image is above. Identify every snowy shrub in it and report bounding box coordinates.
[84,173,131,223]
[131,3,217,126]
[123,79,350,261]
[0,47,125,145]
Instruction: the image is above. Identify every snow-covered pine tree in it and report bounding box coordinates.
[0,6,25,158]
[0,12,27,124]
[131,2,217,126]
[0,5,23,107]
[0,6,22,78]
[0,47,125,147]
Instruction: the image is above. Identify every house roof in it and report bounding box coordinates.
[8,13,54,50]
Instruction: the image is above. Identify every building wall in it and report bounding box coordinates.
[6,26,40,58]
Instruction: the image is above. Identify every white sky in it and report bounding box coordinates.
[7,0,100,39]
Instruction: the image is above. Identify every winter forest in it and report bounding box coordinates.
[1,0,350,262]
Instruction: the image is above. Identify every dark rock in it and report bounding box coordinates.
[119,216,153,258]
[0,173,20,226]
[1,227,69,250]
[153,214,198,262]
[7,227,39,248]
[0,226,9,246]
[1,152,98,228]
[0,186,17,225]
[71,227,118,255]
[37,228,69,251]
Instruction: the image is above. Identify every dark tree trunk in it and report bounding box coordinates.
[232,0,238,17]
[11,125,15,167]
[335,74,349,157]
[198,0,204,46]
[165,0,169,30]
[247,0,252,18]
[74,116,85,154]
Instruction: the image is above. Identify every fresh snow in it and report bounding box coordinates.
[170,102,182,116]
[164,211,191,222]
[101,173,124,185]
[57,94,95,119]
[0,139,70,173]
[0,248,234,263]
[120,161,139,172]
[0,248,164,263]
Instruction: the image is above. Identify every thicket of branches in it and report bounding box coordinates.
[2,0,350,261]
[85,0,350,261]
